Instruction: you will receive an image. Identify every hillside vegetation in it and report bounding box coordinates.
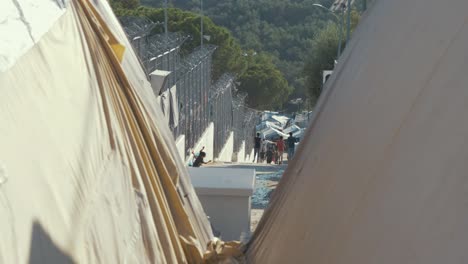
[112,1,292,109]
[141,0,335,99]
[113,0,366,109]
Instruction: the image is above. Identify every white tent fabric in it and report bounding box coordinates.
[160,89,171,125]
[283,124,300,134]
[270,115,289,128]
[170,85,179,128]
[0,0,214,263]
[0,0,65,71]
[247,0,468,263]
[86,2,214,248]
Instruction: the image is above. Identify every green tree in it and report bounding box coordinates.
[303,10,360,104]
[112,5,293,109]
[138,0,337,102]
[114,6,246,80]
[111,0,140,9]
[303,23,340,103]
[238,53,292,109]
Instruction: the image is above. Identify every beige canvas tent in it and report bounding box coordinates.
[0,0,225,263]
[247,0,468,263]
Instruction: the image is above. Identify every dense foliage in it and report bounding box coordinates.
[111,1,292,109]
[112,0,140,9]
[303,10,360,104]
[139,0,341,99]
[113,6,246,80]
[112,0,367,110]
[239,52,292,110]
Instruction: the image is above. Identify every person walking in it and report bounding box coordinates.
[276,136,285,164]
[253,133,262,163]
[287,132,297,161]
[266,142,274,164]
[260,139,268,163]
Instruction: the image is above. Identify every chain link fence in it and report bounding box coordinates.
[210,74,234,158]
[233,95,259,159]
[120,16,188,92]
[175,45,216,152]
[120,16,258,161]
[209,74,259,159]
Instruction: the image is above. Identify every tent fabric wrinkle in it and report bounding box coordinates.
[0,0,213,263]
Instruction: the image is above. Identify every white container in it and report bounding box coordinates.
[189,167,255,241]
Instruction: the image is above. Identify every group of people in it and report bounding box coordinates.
[253,132,298,164]
[190,133,297,167]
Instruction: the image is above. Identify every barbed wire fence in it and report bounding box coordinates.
[232,93,258,160]
[210,74,234,158]
[175,45,216,152]
[208,74,260,160]
[120,16,259,161]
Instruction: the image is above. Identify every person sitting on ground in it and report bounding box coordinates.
[190,146,205,166]
[192,146,205,159]
[193,151,211,167]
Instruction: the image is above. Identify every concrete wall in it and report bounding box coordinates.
[189,167,255,241]
[185,125,253,164]
[175,135,185,161]
[188,122,214,162]
[235,141,254,163]
[245,148,254,163]
[216,131,234,162]
[235,141,246,163]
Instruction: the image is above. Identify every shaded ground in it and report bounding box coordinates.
[250,209,264,233]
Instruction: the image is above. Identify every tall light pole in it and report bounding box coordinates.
[200,0,204,47]
[346,0,351,42]
[164,0,168,41]
[313,3,344,58]
[339,3,345,57]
